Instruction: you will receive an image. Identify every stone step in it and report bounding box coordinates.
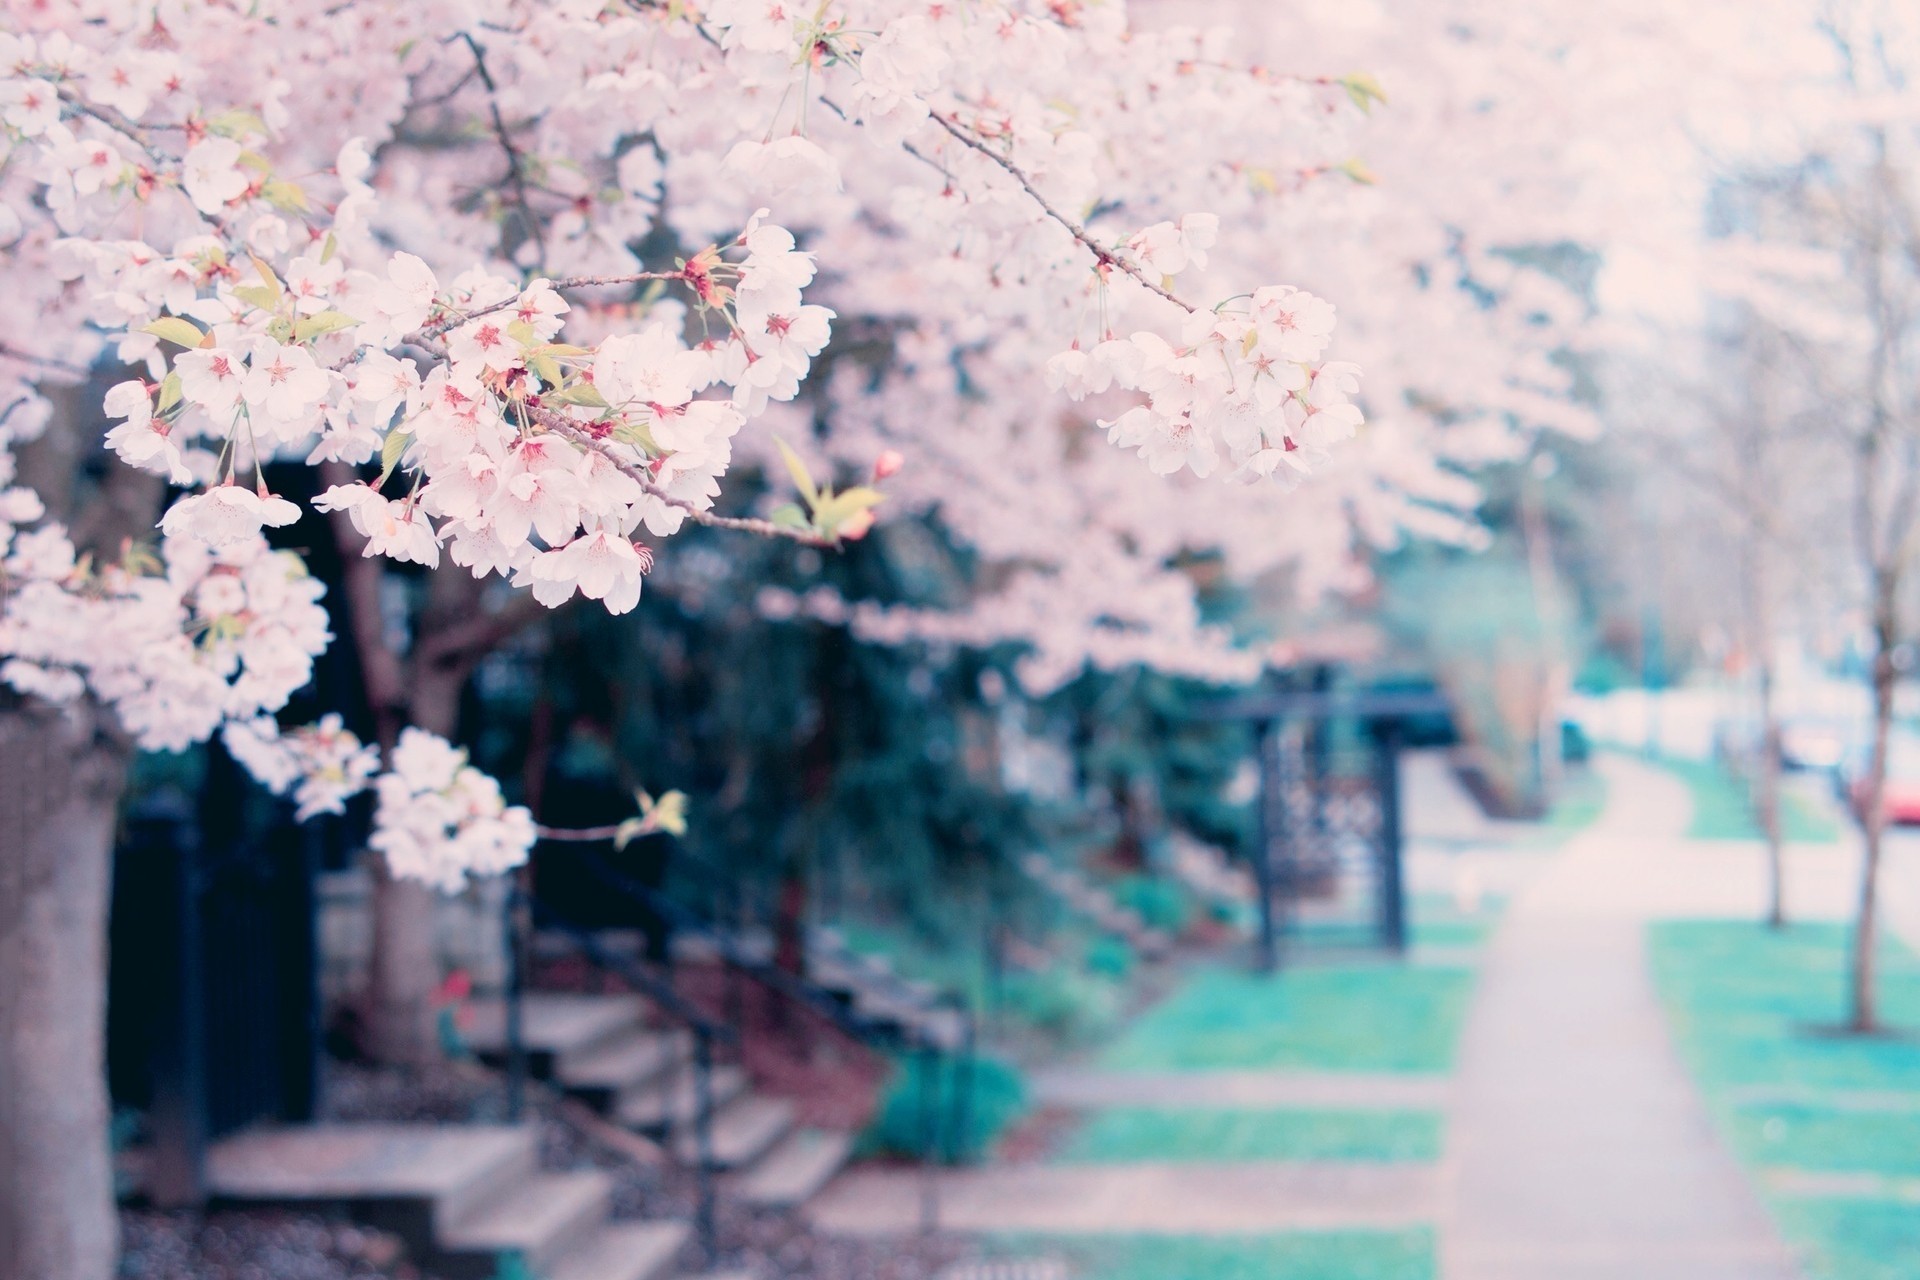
[552,1221,692,1280]
[672,1095,795,1170]
[204,1124,540,1256]
[466,993,648,1075]
[670,928,775,966]
[729,1129,854,1209]
[618,1064,751,1132]
[562,1028,693,1105]
[437,1169,613,1280]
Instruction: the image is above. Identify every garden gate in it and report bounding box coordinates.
[1216,681,1453,972]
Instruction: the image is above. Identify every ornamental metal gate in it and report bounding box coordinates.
[1258,716,1404,959]
[1218,681,1449,972]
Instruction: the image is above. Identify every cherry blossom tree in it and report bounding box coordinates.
[0,4,1399,1274]
[0,0,1803,1273]
[1656,0,1920,1031]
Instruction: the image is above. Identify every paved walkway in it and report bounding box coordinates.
[1440,754,1803,1280]
[808,1160,1439,1235]
[1029,1067,1449,1111]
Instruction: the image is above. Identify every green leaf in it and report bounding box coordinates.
[545,380,610,409]
[526,351,563,387]
[772,436,818,508]
[611,420,661,455]
[248,253,284,305]
[293,310,358,343]
[155,372,183,414]
[375,430,412,489]
[645,789,688,837]
[319,231,339,266]
[505,318,538,346]
[232,284,280,311]
[267,315,293,343]
[142,317,207,349]
[1339,72,1388,114]
[812,485,886,539]
[769,503,810,531]
[612,817,649,852]
[1337,157,1377,186]
[261,179,308,213]
[204,108,267,140]
[237,149,273,174]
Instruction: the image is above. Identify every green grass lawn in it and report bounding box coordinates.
[1649,922,1920,1093]
[1729,1102,1920,1177]
[1054,1106,1443,1164]
[1654,756,1839,843]
[1649,921,1920,1280]
[1098,964,1474,1074]
[1772,1200,1920,1280]
[985,1231,1434,1280]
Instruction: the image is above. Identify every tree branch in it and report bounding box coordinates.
[458,30,548,270]
[413,592,547,671]
[533,408,836,547]
[927,108,1197,314]
[316,459,409,747]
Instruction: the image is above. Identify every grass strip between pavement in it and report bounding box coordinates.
[983,1230,1435,1280]
[1099,963,1475,1075]
[1649,920,1920,1280]
[1052,1106,1444,1165]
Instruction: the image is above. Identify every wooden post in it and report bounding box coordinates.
[1253,718,1282,974]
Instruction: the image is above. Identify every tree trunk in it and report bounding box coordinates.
[1756,649,1787,930]
[1849,587,1898,1033]
[0,709,127,1280]
[363,663,468,1064]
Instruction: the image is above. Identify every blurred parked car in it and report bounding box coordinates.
[1841,731,1920,824]
[1780,719,1847,772]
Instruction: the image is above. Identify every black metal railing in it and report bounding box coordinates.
[516,882,732,1264]
[538,840,979,1174]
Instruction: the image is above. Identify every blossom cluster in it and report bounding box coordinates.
[1049,283,1362,484]
[223,713,382,821]
[0,523,331,752]
[0,0,1412,890]
[369,729,536,893]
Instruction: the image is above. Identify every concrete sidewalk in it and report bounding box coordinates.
[1440,754,1803,1280]
[809,1159,1440,1236]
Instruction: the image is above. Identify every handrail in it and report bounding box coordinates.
[547,838,982,1172]
[520,884,728,1265]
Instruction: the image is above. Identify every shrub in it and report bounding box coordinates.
[859,1051,1029,1162]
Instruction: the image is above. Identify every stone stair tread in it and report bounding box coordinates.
[729,1129,854,1208]
[439,1169,612,1272]
[205,1123,536,1208]
[465,993,647,1058]
[673,1095,795,1169]
[563,1027,692,1091]
[618,1064,751,1130]
[550,1220,692,1280]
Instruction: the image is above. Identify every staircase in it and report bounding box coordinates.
[1020,853,1175,959]
[466,991,856,1211]
[203,1123,691,1280]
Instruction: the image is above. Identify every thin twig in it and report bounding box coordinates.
[418,269,688,338]
[533,823,626,841]
[927,108,1196,313]
[0,342,90,376]
[459,30,548,270]
[534,409,835,547]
